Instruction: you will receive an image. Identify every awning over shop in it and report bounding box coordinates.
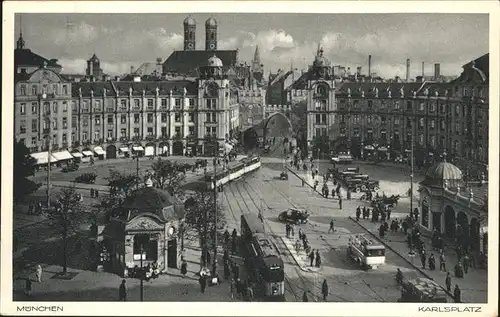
[94,147,106,156]
[30,152,59,165]
[133,146,144,151]
[71,151,83,158]
[82,150,93,157]
[364,145,375,150]
[52,150,74,161]
[119,147,130,152]
[145,146,155,157]
[405,149,412,153]
[378,147,388,152]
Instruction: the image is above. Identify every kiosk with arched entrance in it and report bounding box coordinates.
[99,179,185,277]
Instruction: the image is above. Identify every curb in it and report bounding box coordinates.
[348,216,455,301]
[286,167,327,199]
[279,237,320,273]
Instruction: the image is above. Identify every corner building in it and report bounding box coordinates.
[293,51,488,173]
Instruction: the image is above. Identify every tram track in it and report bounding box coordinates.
[241,172,385,302]
[231,177,325,302]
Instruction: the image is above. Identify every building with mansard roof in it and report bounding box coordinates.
[14,39,240,163]
[281,49,488,176]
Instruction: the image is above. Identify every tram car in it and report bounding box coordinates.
[204,155,261,189]
[241,214,285,300]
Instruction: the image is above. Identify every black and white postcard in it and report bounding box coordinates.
[1,1,498,316]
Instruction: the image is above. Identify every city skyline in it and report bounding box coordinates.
[16,13,488,78]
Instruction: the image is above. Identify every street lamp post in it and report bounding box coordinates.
[136,151,140,189]
[212,156,218,278]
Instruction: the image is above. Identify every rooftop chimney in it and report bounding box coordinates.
[368,55,372,79]
[130,66,135,74]
[434,63,440,79]
[406,59,410,82]
[356,66,362,75]
[156,57,162,65]
[421,62,424,78]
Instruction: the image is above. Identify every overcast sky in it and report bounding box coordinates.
[15,13,488,78]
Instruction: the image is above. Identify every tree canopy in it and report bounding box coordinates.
[106,168,140,198]
[150,158,186,196]
[13,140,40,202]
[46,186,86,274]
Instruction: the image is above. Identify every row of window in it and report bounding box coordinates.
[19,84,69,96]
[77,112,199,127]
[337,99,483,117]
[24,125,219,146]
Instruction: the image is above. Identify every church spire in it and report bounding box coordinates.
[17,14,25,49]
[253,45,261,65]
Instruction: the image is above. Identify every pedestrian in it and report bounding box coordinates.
[231,238,237,255]
[445,272,452,292]
[315,250,321,268]
[454,284,461,303]
[232,228,237,240]
[35,264,43,283]
[302,291,309,302]
[309,249,315,267]
[321,279,329,301]
[224,229,230,245]
[118,279,127,301]
[230,278,236,299]
[22,278,33,298]
[90,188,94,198]
[356,206,361,221]
[208,251,213,265]
[328,219,335,233]
[463,254,469,274]
[285,223,290,238]
[291,224,295,237]
[224,262,230,280]
[199,274,207,293]
[420,252,427,269]
[454,262,464,278]
[387,209,391,220]
[439,253,446,272]
[331,188,335,198]
[181,260,188,278]
[428,253,436,270]
[339,198,342,210]
[379,225,385,238]
[346,189,351,200]
[302,179,305,187]
[246,283,254,301]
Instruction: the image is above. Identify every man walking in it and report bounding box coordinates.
[338,198,343,210]
[199,274,207,293]
[118,279,127,301]
[454,284,461,303]
[36,264,43,283]
[439,252,447,272]
[321,279,329,301]
[328,219,335,233]
[309,249,315,267]
[356,206,361,221]
[445,272,452,292]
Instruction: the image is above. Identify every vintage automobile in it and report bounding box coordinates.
[278,208,309,224]
[280,171,289,180]
[263,144,271,154]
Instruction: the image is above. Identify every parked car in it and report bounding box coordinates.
[280,171,288,180]
[278,208,309,224]
[75,172,97,184]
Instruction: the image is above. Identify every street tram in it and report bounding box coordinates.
[347,234,386,269]
[240,214,285,300]
[204,155,261,189]
[399,278,448,303]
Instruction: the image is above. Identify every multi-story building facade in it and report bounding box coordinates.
[14,65,73,154]
[288,50,488,172]
[14,42,240,160]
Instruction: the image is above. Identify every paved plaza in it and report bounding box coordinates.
[12,157,488,303]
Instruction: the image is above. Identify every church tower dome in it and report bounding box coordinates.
[205,17,218,51]
[183,16,196,51]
